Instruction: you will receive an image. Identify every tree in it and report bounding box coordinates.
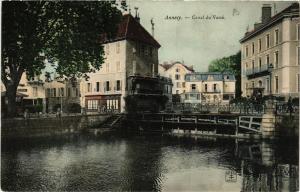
[2,1,123,117]
[208,51,242,98]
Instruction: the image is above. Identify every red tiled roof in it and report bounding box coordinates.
[159,62,194,72]
[101,14,161,48]
[240,3,299,43]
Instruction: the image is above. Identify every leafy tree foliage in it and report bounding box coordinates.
[208,51,242,98]
[2,1,123,116]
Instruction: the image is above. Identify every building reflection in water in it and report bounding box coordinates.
[236,139,299,192]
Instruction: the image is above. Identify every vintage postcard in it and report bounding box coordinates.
[1,0,299,191]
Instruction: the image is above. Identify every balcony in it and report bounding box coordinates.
[202,89,221,93]
[246,65,270,79]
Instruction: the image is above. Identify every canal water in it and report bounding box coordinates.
[1,132,299,191]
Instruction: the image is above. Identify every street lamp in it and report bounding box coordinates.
[268,63,274,96]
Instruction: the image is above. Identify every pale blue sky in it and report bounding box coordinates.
[127,1,295,72]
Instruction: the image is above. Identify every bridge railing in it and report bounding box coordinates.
[239,116,262,133]
[166,103,266,115]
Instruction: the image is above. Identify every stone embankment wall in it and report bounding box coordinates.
[1,114,110,138]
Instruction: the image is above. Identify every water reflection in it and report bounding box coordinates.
[1,133,298,191]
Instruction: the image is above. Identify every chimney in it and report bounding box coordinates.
[262,4,272,23]
[134,7,140,23]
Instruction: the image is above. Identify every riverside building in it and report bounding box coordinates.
[240,3,299,100]
[81,13,171,112]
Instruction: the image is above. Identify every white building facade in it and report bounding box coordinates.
[240,3,299,100]
[158,61,194,95]
[183,72,236,104]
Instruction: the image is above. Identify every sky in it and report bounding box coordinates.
[127,0,295,72]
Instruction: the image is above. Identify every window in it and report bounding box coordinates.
[46,88,51,97]
[116,80,121,91]
[266,34,270,48]
[176,90,179,94]
[275,76,279,93]
[274,29,279,45]
[252,42,255,54]
[205,84,208,92]
[259,58,262,71]
[76,88,79,97]
[213,84,217,91]
[87,83,91,92]
[116,61,121,72]
[33,87,38,97]
[266,78,270,93]
[149,47,153,57]
[191,84,196,90]
[252,81,254,88]
[258,39,262,51]
[72,87,76,97]
[252,60,255,72]
[176,82,181,88]
[185,94,188,100]
[197,94,200,100]
[245,46,249,57]
[106,63,109,72]
[274,51,279,68]
[68,88,71,97]
[182,82,185,88]
[105,81,110,92]
[52,88,56,97]
[87,100,98,110]
[266,54,270,65]
[96,82,100,92]
[175,74,180,80]
[59,88,64,97]
[116,42,120,53]
[176,68,179,72]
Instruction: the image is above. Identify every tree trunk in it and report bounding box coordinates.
[6,84,18,117]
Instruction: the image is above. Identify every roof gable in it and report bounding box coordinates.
[102,14,161,48]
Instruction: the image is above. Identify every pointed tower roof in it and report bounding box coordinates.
[101,14,161,48]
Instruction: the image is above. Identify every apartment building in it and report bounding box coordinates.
[159,61,194,94]
[81,14,162,112]
[45,78,81,113]
[183,72,236,104]
[240,3,299,100]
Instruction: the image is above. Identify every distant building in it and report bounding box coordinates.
[1,73,46,114]
[240,3,299,100]
[183,72,236,104]
[45,78,81,113]
[81,13,170,112]
[159,61,194,95]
